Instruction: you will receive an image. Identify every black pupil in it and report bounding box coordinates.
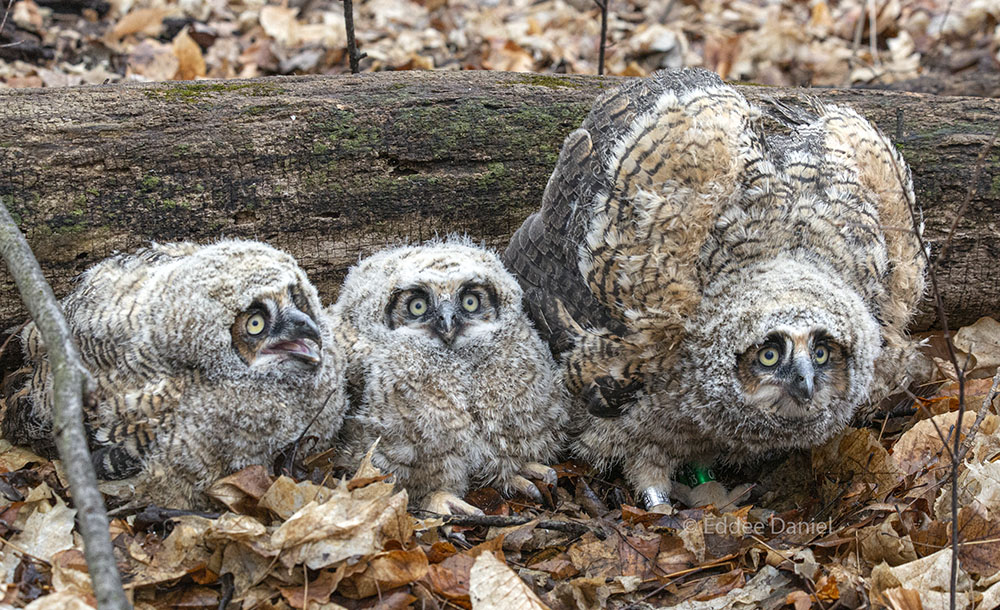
[466,297,475,306]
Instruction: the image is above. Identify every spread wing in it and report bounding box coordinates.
[504,69,764,416]
[3,245,196,472]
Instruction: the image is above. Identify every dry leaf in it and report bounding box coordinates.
[884,587,923,610]
[859,514,918,566]
[954,505,1000,577]
[22,590,94,610]
[813,427,904,502]
[173,28,207,81]
[272,483,410,570]
[871,549,972,610]
[785,590,813,610]
[108,8,167,41]
[668,566,789,609]
[259,5,300,46]
[128,516,215,588]
[0,439,45,471]
[339,547,430,599]
[1,494,76,580]
[954,317,1000,373]
[13,0,44,32]
[127,40,180,81]
[258,475,334,520]
[278,569,341,608]
[470,551,549,610]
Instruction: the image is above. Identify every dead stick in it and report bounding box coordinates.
[343,0,366,74]
[0,203,130,609]
[595,0,608,75]
[415,510,602,539]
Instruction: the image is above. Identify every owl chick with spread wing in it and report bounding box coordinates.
[332,239,568,515]
[504,69,925,511]
[3,240,347,509]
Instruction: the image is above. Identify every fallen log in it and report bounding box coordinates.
[1,70,998,335]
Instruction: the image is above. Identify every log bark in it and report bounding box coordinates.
[1,70,998,336]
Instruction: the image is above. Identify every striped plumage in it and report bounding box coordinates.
[503,69,925,510]
[3,240,347,509]
[332,239,569,515]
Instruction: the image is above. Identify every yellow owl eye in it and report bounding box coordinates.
[758,346,779,367]
[461,293,480,313]
[814,344,830,364]
[408,297,428,317]
[246,313,266,335]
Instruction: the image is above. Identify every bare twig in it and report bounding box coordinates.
[0,0,12,33]
[343,0,366,74]
[413,510,602,539]
[0,203,130,610]
[879,124,979,610]
[594,0,608,76]
[957,367,1000,463]
[867,0,879,67]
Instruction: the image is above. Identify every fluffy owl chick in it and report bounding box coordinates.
[4,240,347,509]
[504,69,925,511]
[332,240,568,515]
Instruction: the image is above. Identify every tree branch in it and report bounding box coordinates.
[413,510,603,539]
[0,203,130,610]
[595,0,608,75]
[343,0,366,74]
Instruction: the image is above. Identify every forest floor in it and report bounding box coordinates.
[1,319,1000,609]
[0,0,998,93]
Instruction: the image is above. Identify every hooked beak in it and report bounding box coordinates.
[788,355,815,403]
[262,306,322,365]
[433,302,459,346]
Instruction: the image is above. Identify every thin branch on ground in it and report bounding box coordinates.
[343,0,366,74]
[0,203,130,610]
[413,510,603,539]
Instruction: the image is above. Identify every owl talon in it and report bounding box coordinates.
[424,491,484,517]
[520,462,557,487]
[510,475,544,504]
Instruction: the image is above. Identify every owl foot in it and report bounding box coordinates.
[423,491,484,517]
[671,481,752,512]
[509,475,545,504]
[641,486,675,515]
[520,462,558,487]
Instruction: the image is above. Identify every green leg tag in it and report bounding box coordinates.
[677,463,716,487]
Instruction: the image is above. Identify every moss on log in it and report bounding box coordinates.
[1,71,998,335]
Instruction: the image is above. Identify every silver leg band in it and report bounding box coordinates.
[641,486,671,509]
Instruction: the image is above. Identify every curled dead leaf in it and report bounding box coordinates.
[470,551,549,610]
[173,28,207,80]
[338,547,430,599]
[108,8,167,42]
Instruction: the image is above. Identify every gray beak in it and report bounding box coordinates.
[263,306,322,364]
[434,301,458,345]
[788,356,815,403]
